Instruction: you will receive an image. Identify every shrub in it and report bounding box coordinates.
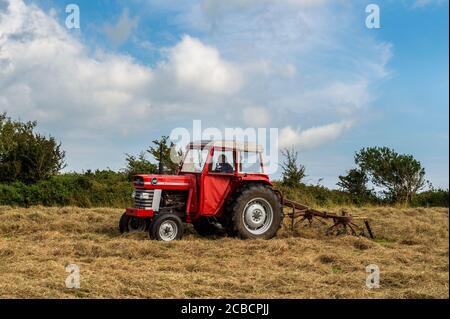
[0,113,65,183]
[0,170,132,208]
[411,189,449,207]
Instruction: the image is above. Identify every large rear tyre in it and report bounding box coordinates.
[231,185,283,239]
[193,217,217,237]
[150,213,184,241]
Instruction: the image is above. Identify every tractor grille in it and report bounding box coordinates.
[133,189,154,209]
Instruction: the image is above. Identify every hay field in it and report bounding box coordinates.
[0,206,448,298]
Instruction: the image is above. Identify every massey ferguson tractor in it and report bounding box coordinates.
[119,140,374,241]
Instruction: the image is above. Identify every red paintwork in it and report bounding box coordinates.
[126,207,154,218]
[201,174,232,216]
[133,174,193,190]
[125,144,272,223]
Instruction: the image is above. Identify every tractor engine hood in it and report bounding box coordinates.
[133,174,193,190]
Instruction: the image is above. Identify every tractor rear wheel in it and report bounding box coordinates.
[150,213,184,241]
[193,217,217,237]
[230,185,283,239]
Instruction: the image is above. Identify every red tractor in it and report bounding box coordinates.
[119,140,284,241]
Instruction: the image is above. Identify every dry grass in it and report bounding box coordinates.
[0,206,448,299]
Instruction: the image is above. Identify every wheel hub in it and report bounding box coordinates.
[243,198,274,235]
[245,203,267,228]
[159,220,178,241]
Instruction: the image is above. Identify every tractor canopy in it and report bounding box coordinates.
[181,140,266,175]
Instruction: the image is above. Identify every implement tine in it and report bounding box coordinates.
[348,224,357,236]
[364,220,375,239]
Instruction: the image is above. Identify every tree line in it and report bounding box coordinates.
[280,146,437,205]
[1,113,448,207]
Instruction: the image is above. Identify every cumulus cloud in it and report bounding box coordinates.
[0,1,242,131]
[278,121,353,149]
[0,0,151,132]
[163,35,243,95]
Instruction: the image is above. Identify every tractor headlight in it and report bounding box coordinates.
[131,191,136,199]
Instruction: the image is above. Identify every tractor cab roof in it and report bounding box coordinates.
[188,140,263,152]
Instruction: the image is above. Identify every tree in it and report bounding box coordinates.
[147,136,183,175]
[124,152,158,180]
[355,147,426,204]
[281,148,306,187]
[124,136,183,178]
[0,113,65,183]
[337,168,370,195]
[337,168,375,204]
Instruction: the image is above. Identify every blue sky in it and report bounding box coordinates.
[1,0,448,188]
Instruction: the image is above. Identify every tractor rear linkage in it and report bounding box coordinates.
[275,191,374,239]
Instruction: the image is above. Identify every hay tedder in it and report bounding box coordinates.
[120,140,374,241]
[279,197,374,238]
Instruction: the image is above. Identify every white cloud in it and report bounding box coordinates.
[279,121,353,149]
[0,1,242,126]
[163,35,243,95]
[0,0,153,132]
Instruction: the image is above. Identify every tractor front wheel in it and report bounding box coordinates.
[231,185,283,239]
[119,213,148,233]
[150,213,184,241]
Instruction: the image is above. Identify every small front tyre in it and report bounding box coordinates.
[119,213,129,233]
[119,213,148,233]
[150,214,184,241]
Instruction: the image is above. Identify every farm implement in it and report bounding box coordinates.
[119,140,374,241]
[280,197,374,239]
